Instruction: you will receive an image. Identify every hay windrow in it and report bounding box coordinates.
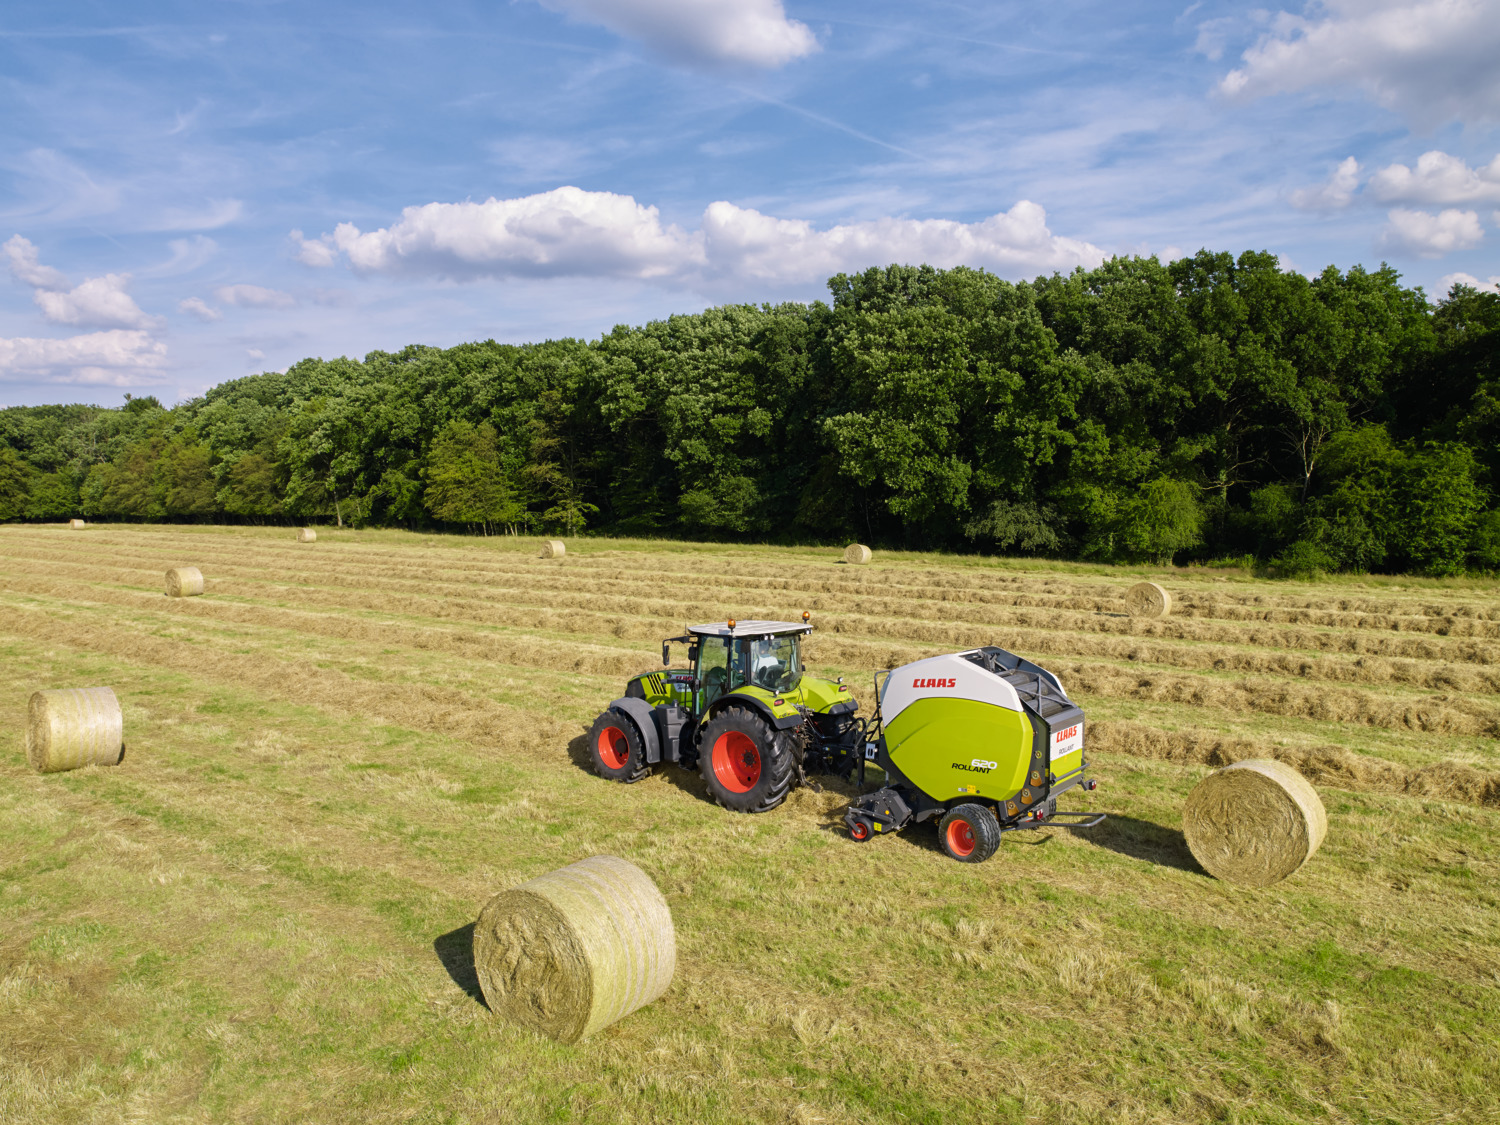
[165,566,204,597]
[843,543,872,565]
[1183,760,1327,886]
[26,686,124,773]
[540,540,566,559]
[1126,582,1171,618]
[473,855,675,1043]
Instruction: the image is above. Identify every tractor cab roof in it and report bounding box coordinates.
[686,619,811,639]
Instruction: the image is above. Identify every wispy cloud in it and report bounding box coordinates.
[532,0,818,69]
[214,283,296,309]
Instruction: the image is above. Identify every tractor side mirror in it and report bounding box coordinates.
[688,643,699,664]
[662,641,671,666]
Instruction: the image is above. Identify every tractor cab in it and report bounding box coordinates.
[676,620,808,710]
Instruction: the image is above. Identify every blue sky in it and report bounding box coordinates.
[2,0,1498,406]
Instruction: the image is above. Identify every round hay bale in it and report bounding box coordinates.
[26,687,123,774]
[473,855,675,1043]
[843,543,872,565]
[539,539,566,559]
[164,567,204,598]
[69,519,86,530]
[1125,581,1171,618]
[1183,759,1327,886]
[297,527,317,543]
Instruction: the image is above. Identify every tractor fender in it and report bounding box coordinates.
[607,697,662,764]
[704,694,803,732]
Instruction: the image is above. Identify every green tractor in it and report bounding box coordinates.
[586,616,864,812]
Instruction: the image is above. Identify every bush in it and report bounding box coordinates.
[1116,478,1203,565]
[964,500,1064,555]
[1270,539,1335,578]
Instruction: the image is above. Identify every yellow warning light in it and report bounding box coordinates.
[727,618,736,629]
[801,610,811,622]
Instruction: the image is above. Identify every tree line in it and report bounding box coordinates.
[2,251,1498,575]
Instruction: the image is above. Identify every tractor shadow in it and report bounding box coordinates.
[1084,815,1200,873]
[433,922,488,1009]
[567,732,717,804]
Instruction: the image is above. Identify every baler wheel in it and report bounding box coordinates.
[586,709,650,784]
[697,706,794,813]
[849,819,872,842]
[938,804,1001,863]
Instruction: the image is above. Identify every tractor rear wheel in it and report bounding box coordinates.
[938,803,1001,863]
[698,706,795,813]
[587,709,650,784]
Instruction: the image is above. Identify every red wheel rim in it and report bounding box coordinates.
[597,725,630,770]
[946,817,976,858]
[851,821,869,841]
[711,730,761,793]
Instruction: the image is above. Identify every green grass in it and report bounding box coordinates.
[1,525,1498,1124]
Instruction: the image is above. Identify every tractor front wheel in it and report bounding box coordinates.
[698,706,795,813]
[938,803,1001,863]
[587,709,650,784]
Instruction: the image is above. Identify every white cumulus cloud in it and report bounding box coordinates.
[3,234,69,289]
[1437,271,1500,294]
[1290,156,1362,210]
[0,329,168,385]
[178,296,223,322]
[1381,207,1485,256]
[290,229,339,268]
[1218,0,1500,126]
[214,284,297,309]
[5,234,158,329]
[317,187,1105,288]
[535,0,817,68]
[1370,150,1500,204]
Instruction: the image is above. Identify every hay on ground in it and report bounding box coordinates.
[26,687,124,774]
[165,566,204,597]
[1126,581,1172,618]
[297,527,317,543]
[540,540,566,559]
[1183,759,1327,886]
[844,543,872,565]
[473,855,675,1043]
[69,519,86,530]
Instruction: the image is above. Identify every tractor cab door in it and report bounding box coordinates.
[695,635,731,712]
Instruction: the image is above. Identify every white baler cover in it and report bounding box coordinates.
[879,651,1022,725]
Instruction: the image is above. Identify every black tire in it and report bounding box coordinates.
[697,706,794,813]
[938,803,1001,863]
[587,709,650,783]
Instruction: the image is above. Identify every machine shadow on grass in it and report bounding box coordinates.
[433,923,487,1009]
[1084,815,1201,873]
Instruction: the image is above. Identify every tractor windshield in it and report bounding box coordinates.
[742,633,802,694]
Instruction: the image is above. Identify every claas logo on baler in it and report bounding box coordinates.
[912,677,957,688]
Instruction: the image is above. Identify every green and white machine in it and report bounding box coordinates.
[844,646,1103,862]
[586,616,864,813]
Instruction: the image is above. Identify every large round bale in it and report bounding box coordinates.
[539,539,566,559]
[843,543,872,565]
[164,567,204,598]
[297,527,317,543]
[69,519,86,530]
[1125,581,1172,618]
[473,855,675,1043]
[1183,759,1327,886]
[26,687,124,774]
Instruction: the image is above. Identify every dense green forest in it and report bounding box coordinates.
[3,252,1499,575]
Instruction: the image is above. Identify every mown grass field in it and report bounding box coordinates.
[1,524,1498,1125]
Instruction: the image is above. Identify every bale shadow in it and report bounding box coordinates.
[433,922,487,1009]
[1085,815,1201,873]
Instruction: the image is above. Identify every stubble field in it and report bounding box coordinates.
[1,523,1497,1125]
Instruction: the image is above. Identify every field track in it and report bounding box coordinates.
[2,524,1498,1125]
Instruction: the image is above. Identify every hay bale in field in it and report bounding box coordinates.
[1126,581,1172,618]
[473,855,675,1043]
[539,539,566,559]
[297,527,317,543]
[1183,759,1327,886]
[164,566,204,597]
[843,543,872,565]
[69,519,86,530]
[26,687,123,774]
